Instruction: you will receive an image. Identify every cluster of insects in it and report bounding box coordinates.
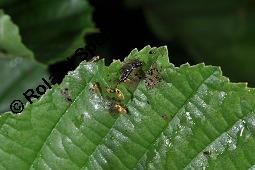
[89,57,162,115]
[90,83,128,115]
[89,59,144,115]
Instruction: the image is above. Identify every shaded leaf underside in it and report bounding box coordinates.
[0,10,48,113]
[0,0,93,112]
[0,0,94,64]
[0,57,48,113]
[0,46,254,169]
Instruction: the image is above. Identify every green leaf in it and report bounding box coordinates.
[124,0,255,86]
[0,0,94,64]
[0,46,255,169]
[0,10,48,113]
[0,0,92,111]
[0,10,33,59]
[0,57,48,113]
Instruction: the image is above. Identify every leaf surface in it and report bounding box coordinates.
[0,10,48,113]
[0,46,255,169]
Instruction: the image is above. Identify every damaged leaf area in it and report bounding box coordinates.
[0,46,255,169]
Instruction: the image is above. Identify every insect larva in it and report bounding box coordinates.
[113,103,128,114]
[115,88,124,100]
[119,59,143,83]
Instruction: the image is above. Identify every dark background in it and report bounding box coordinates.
[50,0,255,87]
[49,0,194,84]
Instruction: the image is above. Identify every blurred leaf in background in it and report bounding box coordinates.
[0,0,94,64]
[0,0,94,112]
[0,10,47,113]
[125,0,255,86]
[0,57,48,113]
[0,10,33,59]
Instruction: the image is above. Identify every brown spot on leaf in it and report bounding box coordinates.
[145,64,162,88]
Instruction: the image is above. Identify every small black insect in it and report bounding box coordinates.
[119,59,143,82]
[203,150,211,156]
[61,88,72,103]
